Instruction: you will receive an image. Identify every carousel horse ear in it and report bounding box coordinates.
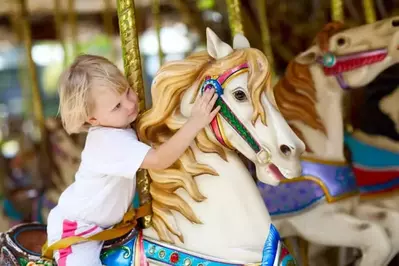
[233,33,250,49]
[295,45,322,65]
[206,27,234,59]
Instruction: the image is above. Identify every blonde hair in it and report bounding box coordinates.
[58,54,130,134]
[137,48,272,243]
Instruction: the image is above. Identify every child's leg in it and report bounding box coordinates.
[55,239,103,266]
[52,219,104,266]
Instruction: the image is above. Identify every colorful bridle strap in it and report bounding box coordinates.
[317,48,388,90]
[199,63,270,164]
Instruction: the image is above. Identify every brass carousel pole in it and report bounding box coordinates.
[363,0,377,23]
[117,0,151,227]
[103,0,117,62]
[54,0,68,67]
[152,0,164,65]
[68,0,79,59]
[331,0,344,22]
[17,0,51,193]
[256,0,275,77]
[18,0,46,139]
[9,3,30,115]
[225,0,244,36]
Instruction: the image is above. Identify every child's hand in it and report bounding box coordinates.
[189,89,221,130]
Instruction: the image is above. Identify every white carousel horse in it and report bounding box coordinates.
[0,28,305,266]
[135,27,305,265]
[256,18,399,266]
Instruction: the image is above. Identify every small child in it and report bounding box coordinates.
[47,54,220,266]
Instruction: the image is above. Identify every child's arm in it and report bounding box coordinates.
[140,89,220,170]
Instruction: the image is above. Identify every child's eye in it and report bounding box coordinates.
[114,103,121,110]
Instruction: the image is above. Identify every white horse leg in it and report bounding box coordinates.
[291,212,391,266]
[355,203,399,264]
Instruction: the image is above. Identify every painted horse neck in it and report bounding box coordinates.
[292,64,346,162]
[144,145,272,263]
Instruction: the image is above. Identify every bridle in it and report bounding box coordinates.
[317,47,388,90]
[199,63,271,164]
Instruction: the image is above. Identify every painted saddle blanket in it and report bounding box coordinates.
[257,160,358,217]
[344,133,399,198]
[20,219,296,266]
[101,224,296,266]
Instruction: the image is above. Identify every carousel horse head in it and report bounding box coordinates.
[139,27,305,185]
[295,17,399,90]
[137,28,305,242]
[272,18,399,153]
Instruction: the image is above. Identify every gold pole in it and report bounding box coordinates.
[117,0,151,228]
[225,0,244,36]
[117,0,145,110]
[9,3,30,115]
[363,0,377,23]
[152,0,164,65]
[9,7,22,43]
[68,0,79,59]
[331,0,344,22]
[54,0,68,67]
[256,0,275,77]
[103,0,117,62]
[298,237,309,266]
[18,0,45,137]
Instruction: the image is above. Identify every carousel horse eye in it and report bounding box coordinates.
[233,89,248,102]
[337,37,346,46]
[280,144,292,156]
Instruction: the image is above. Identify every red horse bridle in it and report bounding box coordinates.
[317,47,388,90]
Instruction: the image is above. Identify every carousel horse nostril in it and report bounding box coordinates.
[392,19,399,27]
[280,145,292,156]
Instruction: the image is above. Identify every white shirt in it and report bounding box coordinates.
[56,126,151,228]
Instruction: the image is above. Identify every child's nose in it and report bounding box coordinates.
[126,101,135,112]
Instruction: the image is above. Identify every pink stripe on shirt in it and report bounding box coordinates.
[57,220,98,266]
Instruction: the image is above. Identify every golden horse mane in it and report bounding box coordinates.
[273,21,346,151]
[137,48,272,243]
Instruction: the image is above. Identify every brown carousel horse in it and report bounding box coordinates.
[1,118,83,226]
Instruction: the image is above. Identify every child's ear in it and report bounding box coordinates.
[87,117,99,126]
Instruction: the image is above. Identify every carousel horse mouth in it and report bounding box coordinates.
[268,163,287,181]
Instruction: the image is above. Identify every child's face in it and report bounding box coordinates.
[88,87,139,128]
